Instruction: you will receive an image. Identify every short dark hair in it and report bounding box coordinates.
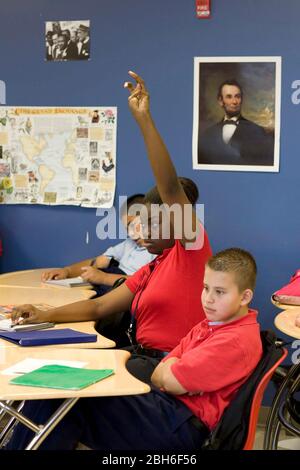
[217,80,243,100]
[144,177,199,206]
[62,29,71,40]
[120,193,145,218]
[207,247,257,292]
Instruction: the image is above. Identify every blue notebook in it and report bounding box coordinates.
[0,328,97,347]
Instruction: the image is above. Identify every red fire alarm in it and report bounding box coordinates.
[196,0,211,19]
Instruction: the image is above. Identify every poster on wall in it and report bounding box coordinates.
[0,80,5,104]
[45,20,90,61]
[193,56,281,172]
[0,106,117,208]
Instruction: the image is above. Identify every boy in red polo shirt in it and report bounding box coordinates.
[7,248,262,450]
[151,247,263,432]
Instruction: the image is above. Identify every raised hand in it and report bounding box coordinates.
[124,71,150,121]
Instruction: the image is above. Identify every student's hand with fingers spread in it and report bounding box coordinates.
[10,304,45,325]
[124,71,150,122]
[80,266,106,284]
[41,268,69,281]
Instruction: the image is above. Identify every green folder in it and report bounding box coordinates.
[10,364,114,390]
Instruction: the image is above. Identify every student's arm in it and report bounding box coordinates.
[80,266,128,286]
[41,258,94,281]
[81,241,131,284]
[151,357,188,395]
[11,283,134,325]
[81,244,128,285]
[166,334,257,394]
[41,255,111,281]
[125,71,199,246]
[93,255,111,269]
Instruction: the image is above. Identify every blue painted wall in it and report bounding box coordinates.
[0,0,299,401]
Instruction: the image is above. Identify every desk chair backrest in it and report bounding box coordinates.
[202,330,287,450]
[243,345,288,450]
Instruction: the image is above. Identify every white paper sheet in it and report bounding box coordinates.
[1,358,88,376]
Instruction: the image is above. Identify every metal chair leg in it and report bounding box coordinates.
[25,398,79,450]
[271,420,282,450]
[0,401,14,421]
[278,401,300,438]
[264,362,300,449]
[0,401,40,433]
[0,398,79,450]
[0,401,24,447]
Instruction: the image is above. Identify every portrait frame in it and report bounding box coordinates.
[192,56,281,172]
[45,20,90,62]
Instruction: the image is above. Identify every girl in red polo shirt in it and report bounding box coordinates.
[11,72,212,382]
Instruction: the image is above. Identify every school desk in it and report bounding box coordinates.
[271,297,300,311]
[0,285,115,349]
[0,348,150,450]
[0,268,94,291]
[274,308,300,340]
[264,308,300,449]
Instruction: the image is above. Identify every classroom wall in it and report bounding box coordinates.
[0,0,299,401]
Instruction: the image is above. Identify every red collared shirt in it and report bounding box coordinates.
[167,310,262,430]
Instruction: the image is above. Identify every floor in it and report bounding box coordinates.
[254,424,300,450]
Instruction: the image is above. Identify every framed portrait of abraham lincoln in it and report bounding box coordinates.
[193,57,281,172]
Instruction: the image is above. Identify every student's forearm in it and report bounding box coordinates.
[137,113,181,201]
[64,258,94,277]
[138,113,198,244]
[43,289,126,323]
[12,283,134,326]
[151,359,175,388]
[151,357,187,395]
[99,272,128,287]
[94,255,111,269]
[43,299,101,323]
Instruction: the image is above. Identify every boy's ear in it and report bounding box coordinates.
[240,288,253,306]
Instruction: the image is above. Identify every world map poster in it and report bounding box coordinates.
[0,106,117,207]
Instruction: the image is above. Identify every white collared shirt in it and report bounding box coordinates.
[102,238,156,275]
[77,37,89,55]
[222,116,239,144]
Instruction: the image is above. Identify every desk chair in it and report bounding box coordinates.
[264,308,300,449]
[243,346,288,450]
[202,331,287,450]
[275,384,300,445]
[264,360,300,449]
